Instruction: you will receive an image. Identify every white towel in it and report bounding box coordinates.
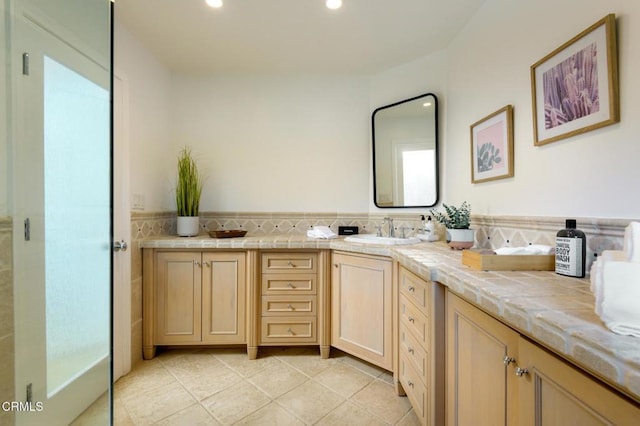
[590,250,626,316]
[306,225,337,239]
[599,260,640,337]
[623,222,640,263]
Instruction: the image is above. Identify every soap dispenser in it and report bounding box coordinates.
[423,215,439,241]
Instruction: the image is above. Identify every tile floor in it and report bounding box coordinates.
[112,346,420,425]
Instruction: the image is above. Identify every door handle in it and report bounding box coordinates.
[113,240,128,252]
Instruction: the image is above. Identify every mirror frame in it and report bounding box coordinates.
[372,93,439,208]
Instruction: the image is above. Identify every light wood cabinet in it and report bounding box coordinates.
[518,337,640,425]
[143,250,246,359]
[331,251,393,371]
[446,292,640,425]
[257,251,330,358]
[396,266,445,426]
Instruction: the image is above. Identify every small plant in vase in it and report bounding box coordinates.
[176,147,204,236]
[430,201,475,249]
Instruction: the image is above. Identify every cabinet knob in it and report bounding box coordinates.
[204,261,211,267]
[408,286,415,292]
[287,282,295,288]
[287,304,294,310]
[334,264,339,268]
[515,367,529,377]
[503,356,516,366]
[287,328,295,335]
[408,316,415,323]
[408,347,414,354]
[195,261,201,267]
[288,261,296,267]
[407,381,414,388]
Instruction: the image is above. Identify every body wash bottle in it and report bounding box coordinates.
[555,219,586,278]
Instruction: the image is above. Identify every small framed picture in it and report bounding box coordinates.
[531,14,619,146]
[470,105,514,184]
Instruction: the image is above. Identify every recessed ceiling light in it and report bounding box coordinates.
[423,102,432,107]
[326,0,342,10]
[206,0,223,8]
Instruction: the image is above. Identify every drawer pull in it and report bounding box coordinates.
[287,261,296,267]
[287,328,295,335]
[287,282,295,288]
[287,304,294,310]
[408,316,415,323]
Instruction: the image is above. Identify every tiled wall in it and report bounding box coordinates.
[0,217,15,425]
[129,211,634,365]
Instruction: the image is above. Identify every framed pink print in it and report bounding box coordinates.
[470,105,514,184]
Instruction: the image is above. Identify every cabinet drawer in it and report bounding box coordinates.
[262,274,316,295]
[262,296,316,316]
[399,351,428,423]
[400,324,428,383]
[260,317,317,343]
[399,294,429,346]
[262,252,317,273]
[399,266,430,310]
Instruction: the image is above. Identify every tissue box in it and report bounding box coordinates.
[462,249,555,271]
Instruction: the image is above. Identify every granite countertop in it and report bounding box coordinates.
[141,234,640,402]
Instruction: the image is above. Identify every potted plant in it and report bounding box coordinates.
[175,147,204,236]
[430,201,475,249]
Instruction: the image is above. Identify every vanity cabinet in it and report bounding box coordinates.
[331,251,393,370]
[395,266,445,426]
[258,250,331,358]
[446,293,640,426]
[143,250,246,359]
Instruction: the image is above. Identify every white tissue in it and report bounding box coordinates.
[623,222,640,263]
[306,225,337,239]
[494,245,554,255]
[600,260,640,337]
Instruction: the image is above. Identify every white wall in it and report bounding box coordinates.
[118,0,640,219]
[1,2,7,216]
[170,74,370,212]
[442,0,640,219]
[114,23,173,212]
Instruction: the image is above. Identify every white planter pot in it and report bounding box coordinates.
[177,216,200,237]
[446,228,475,250]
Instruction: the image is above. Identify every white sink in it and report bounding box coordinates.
[344,234,421,245]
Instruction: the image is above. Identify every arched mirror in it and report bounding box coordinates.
[372,93,438,208]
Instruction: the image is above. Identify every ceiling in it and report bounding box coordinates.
[115,0,485,75]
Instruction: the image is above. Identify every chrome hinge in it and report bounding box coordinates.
[22,53,29,76]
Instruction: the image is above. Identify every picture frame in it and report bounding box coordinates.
[470,105,514,184]
[531,14,619,146]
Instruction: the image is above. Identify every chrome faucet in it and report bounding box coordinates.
[383,217,395,237]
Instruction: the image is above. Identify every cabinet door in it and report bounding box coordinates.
[518,337,640,426]
[155,252,202,344]
[446,293,519,426]
[202,252,246,344]
[331,252,393,370]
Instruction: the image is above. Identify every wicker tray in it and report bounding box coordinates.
[208,229,247,238]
